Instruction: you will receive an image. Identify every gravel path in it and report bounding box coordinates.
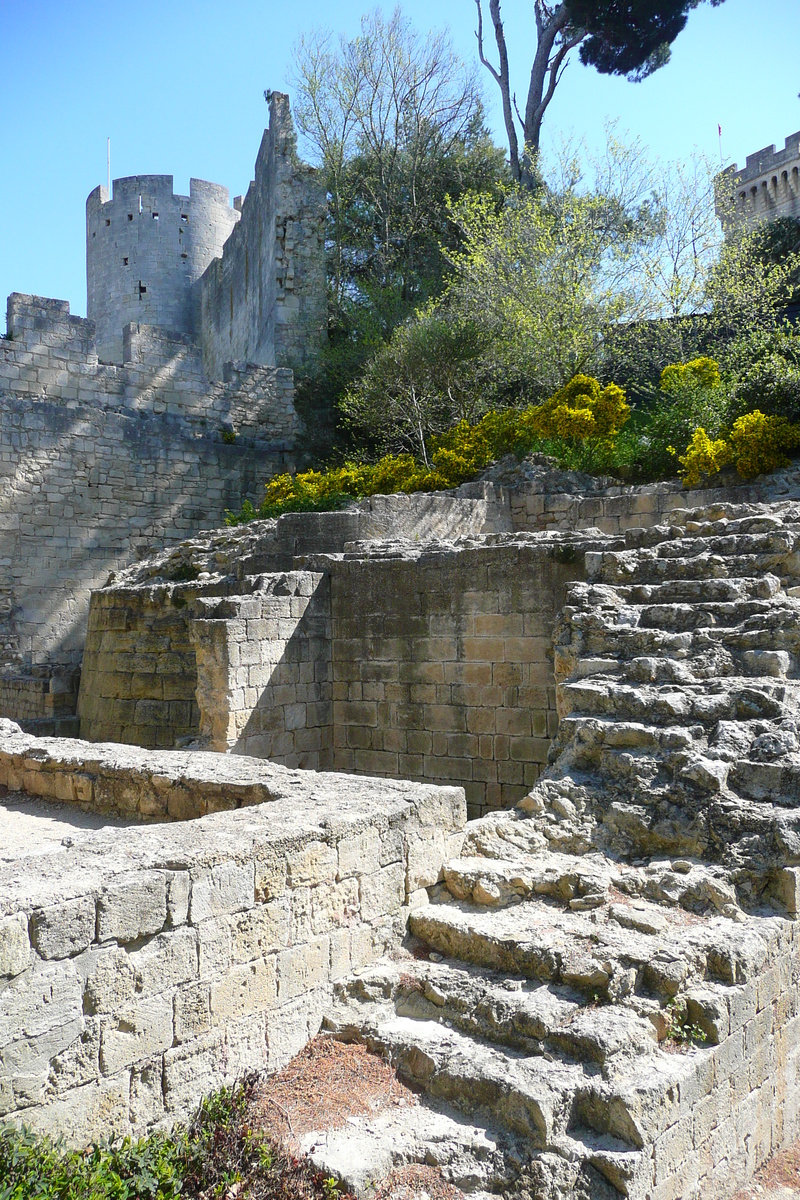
[0,792,135,861]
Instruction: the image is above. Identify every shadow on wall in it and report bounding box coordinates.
[80,542,588,819]
[0,392,279,683]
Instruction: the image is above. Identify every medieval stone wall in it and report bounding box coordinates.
[79,536,599,818]
[0,295,297,702]
[198,93,327,381]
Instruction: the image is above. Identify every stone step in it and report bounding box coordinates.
[300,1095,527,1200]
[558,677,793,726]
[319,1006,654,1196]
[335,958,658,1067]
[589,550,798,586]
[441,852,618,909]
[614,574,782,605]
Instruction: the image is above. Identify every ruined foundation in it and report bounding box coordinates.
[7,478,800,1198]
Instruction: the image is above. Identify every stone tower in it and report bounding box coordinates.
[86,176,239,364]
[716,129,800,235]
[85,94,327,378]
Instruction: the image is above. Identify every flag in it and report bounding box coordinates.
[718,124,722,137]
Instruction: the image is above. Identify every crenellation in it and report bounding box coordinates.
[716,129,800,232]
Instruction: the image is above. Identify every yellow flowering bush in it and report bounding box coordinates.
[676,409,800,487]
[660,357,721,393]
[729,410,800,478]
[226,374,630,524]
[527,375,630,442]
[675,428,732,488]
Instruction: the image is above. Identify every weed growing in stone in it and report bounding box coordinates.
[664,997,707,1047]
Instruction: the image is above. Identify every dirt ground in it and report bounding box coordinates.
[0,790,133,861]
[254,1037,463,1200]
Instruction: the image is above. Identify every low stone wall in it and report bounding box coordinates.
[192,573,333,769]
[79,534,603,818]
[325,537,591,816]
[0,725,465,1142]
[78,586,205,750]
[508,462,800,536]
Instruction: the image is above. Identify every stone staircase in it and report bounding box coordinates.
[305,502,800,1200]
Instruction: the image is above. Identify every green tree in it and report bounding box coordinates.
[475,0,726,185]
[289,7,507,458]
[290,9,506,319]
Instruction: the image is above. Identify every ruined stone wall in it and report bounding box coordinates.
[508,464,800,535]
[80,537,594,818]
[326,541,584,817]
[0,725,465,1142]
[0,294,298,705]
[191,574,333,769]
[199,93,327,381]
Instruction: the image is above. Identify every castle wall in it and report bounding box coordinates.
[0,295,298,705]
[717,130,800,233]
[0,725,465,1142]
[199,94,327,381]
[87,177,239,365]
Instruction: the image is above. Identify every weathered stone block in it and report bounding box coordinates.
[0,914,31,978]
[31,898,95,961]
[97,872,167,943]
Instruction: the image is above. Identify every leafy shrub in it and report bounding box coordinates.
[729,410,800,478]
[726,325,800,424]
[640,356,731,479]
[675,427,732,488]
[226,375,630,524]
[0,1077,349,1200]
[676,410,800,487]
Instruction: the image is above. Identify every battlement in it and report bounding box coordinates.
[6,293,97,359]
[86,172,239,364]
[716,129,800,233]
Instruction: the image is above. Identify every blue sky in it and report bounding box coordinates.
[1,0,798,321]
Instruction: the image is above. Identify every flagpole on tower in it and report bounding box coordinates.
[107,138,111,194]
[718,124,723,167]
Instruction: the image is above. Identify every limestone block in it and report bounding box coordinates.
[174,982,212,1043]
[84,946,137,1013]
[196,916,233,979]
[132,928,198,997]
[97,871,167,943]
[359,863,406,922]
[287,840,337,887]
[230,902,290,962]
[23,1073,132,1145]
[0,960,83,1059]
[162,1031,225,1113]
[100,995,174,1075]
[210,958,277,1021]
[31,897,95,960]
[190,860,254,922]
[311,879,360,935]
[276,937,330,1002]
[46,1018,102,1095]
[337,827,382,879]
[0,913,31,978]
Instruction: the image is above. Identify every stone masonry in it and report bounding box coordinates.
[717,128,800,233]
[8,489,800,1199]
[0,721,464,1142]
[0,92,326,735]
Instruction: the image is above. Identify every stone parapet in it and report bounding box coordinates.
[0,722,466,1141]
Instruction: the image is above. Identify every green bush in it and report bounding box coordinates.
[0,1077,348,1200]
[638,356,732,479]
[226,375,631,524]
